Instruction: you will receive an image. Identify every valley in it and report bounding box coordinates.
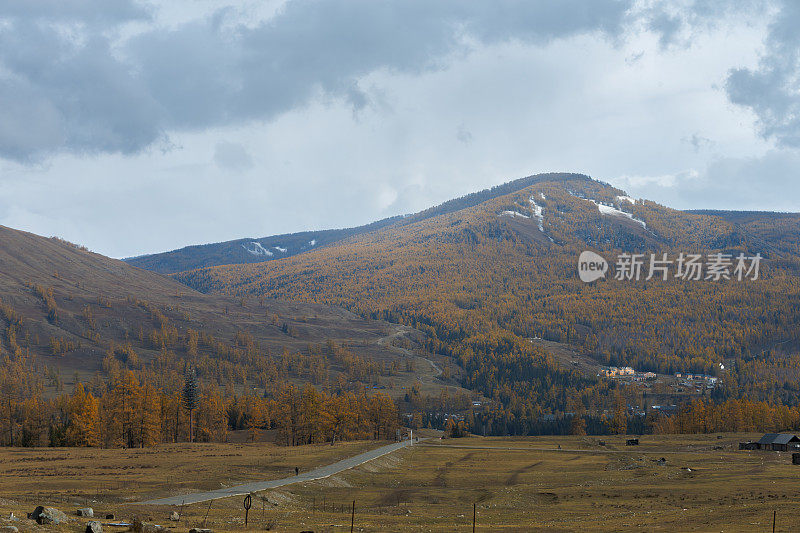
[0,225,469,448]
[6,173,800,443]
[4,3,797,530]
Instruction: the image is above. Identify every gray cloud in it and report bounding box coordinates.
[0,0,633,162]
[640,0,768,48]
[0,19,163,161]
[0,0,148,23]
[725,0,800,147]
[214,141,253,172]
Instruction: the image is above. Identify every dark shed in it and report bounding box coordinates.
[757,433,800,451]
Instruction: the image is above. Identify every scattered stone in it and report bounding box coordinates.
[30,506,69,525]
[131,517,165,533]
[77,508,94,518]
[85,521,103,533]
[169,512,180,522]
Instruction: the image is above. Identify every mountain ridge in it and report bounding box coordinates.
[125,172,595,273]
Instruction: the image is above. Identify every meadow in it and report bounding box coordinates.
[0,433,798,532]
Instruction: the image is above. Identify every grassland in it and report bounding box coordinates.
[1,433,799,532]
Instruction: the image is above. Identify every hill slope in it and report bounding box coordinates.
[175,174,800,434]
[0,225,460,405]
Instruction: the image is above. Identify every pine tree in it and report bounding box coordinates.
[182,368,199,443]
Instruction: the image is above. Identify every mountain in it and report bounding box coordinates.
[124,172,590,274]
[124,223,399,274]
[0,225,460,404]
[170,173,800,434]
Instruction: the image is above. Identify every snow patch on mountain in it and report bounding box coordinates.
[274,246,287,253]
[528,196,544,232]
[589,200,646,228]
[499,210,530,219]
[616,195,636,204]
[309,239,316,246]
[242,242,273,256]
[529,196,554,242]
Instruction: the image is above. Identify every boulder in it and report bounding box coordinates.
[77,508,94,518]
[85,521,103,533]
[30,506,69,525]
[169,511,180,522]
[131,517,165,533]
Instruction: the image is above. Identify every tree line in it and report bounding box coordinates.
[0,357,398,448]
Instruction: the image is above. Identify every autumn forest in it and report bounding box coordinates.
[2,174,800,447]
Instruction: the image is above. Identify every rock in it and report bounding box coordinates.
[189,528,213,533]
[105,514,115,520]
[131,517,165,533]
[85,521,103,533]
[7,513,15,521]
[169,511,180,522]
[30,506,69,525]
[77,508,94,518]
[0,526,19,533]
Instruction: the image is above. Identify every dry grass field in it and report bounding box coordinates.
[1,434,798,532]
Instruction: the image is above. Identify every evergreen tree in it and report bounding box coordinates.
[182,368,199,442]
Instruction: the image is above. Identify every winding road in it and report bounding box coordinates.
[377,323,443,380]
[136,439,416,506]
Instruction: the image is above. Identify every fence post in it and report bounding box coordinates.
[350,500,355,533]
[473,502,476,533]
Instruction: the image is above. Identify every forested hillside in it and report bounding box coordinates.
[176,174,800,435]
[0,226,457,447]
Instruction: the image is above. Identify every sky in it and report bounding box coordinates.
[1,0,799,258]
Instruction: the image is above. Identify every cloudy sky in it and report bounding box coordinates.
[1,0,799,258]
